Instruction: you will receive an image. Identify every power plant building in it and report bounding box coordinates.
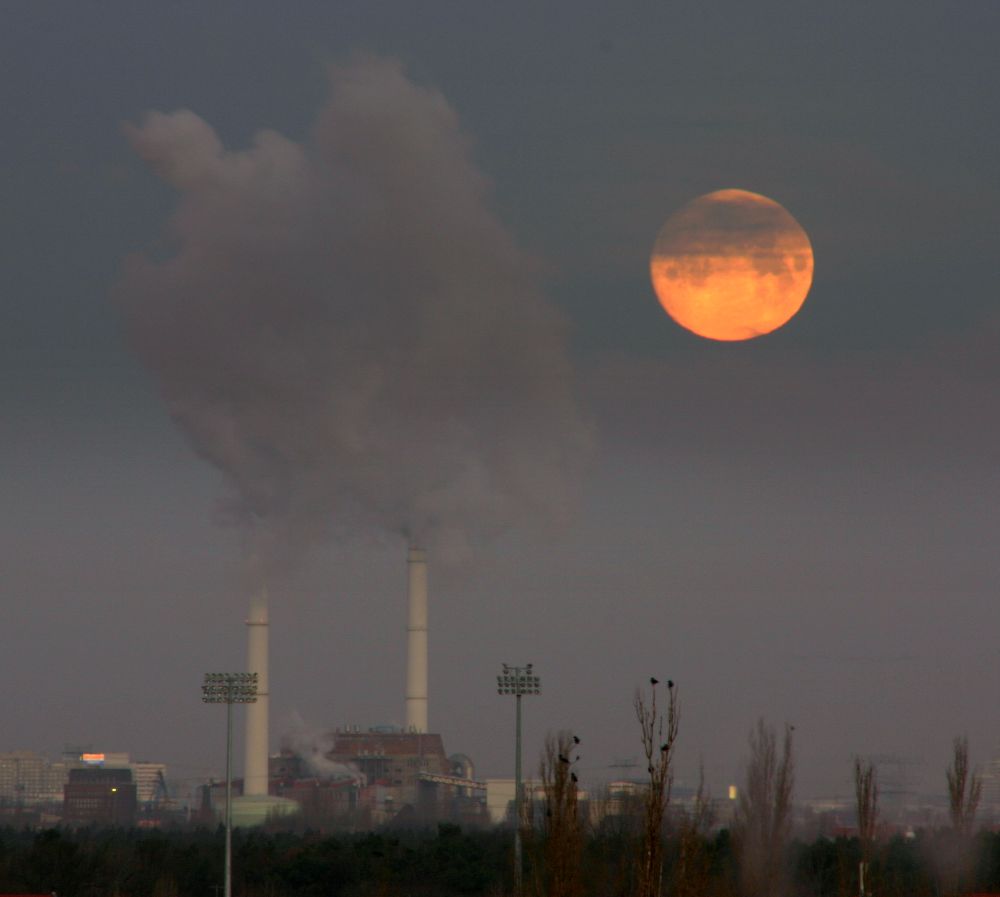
[269,729,485,827]
[329,729,451,793]
[220,546,487,828]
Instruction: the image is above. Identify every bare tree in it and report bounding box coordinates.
[734,719,795,897]
[932,735,983,897]
[538,731,584,897]
[634,678,679,897]
[673,762,714,897]
[946,735,981,838]
[854,757,878,897]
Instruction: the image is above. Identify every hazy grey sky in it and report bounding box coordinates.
[3,1,999,800]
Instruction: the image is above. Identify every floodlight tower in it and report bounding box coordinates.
[202,672,258,897]
[497,663,541,896]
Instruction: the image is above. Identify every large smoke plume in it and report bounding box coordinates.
[116,56,591,562]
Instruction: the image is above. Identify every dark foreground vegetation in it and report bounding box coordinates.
[5,824,1000,897]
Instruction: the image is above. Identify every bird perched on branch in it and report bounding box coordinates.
[573,735,580,745]
[558,754,569,764]
[667,680,674,689]
[650,677,659,685]
[571,772,578,784]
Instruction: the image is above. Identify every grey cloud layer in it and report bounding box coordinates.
[115,56,592,563]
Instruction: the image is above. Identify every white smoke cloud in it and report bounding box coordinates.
[282,712,364,784]
[116,55,592,564]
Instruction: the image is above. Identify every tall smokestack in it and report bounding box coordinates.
[244,585,269,796]
[406,547,428,733]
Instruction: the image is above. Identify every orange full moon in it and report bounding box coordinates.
[649,189,814,341]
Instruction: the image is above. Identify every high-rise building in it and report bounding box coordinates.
[74,752,168,806]
[63,767,137,827]
[131,762,168,805]
[0,751,70,806]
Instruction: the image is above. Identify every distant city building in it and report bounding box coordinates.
[63,767,137,827]
[592,779,639,825]
[486,777,574,826]
[979,751,1000,823]
[73,752,168,806]
[131,762,169,805]
[0,751,71,807]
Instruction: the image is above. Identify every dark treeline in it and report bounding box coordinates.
[6,824,1000,897]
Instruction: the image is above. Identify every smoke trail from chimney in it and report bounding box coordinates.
[115,55,592,565]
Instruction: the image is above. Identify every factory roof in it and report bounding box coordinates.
[331,731,447,757]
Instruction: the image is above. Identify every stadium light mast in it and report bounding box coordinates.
[202,672,258,897]
[497,663,541,896]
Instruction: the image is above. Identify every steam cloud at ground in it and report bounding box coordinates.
[116,56,592,565]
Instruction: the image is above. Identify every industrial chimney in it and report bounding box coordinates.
[406,547,428,733]
[244,585,269,796]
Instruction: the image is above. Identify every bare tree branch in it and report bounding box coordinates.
[673,762,714,897]
[854,756,878,897]
[947,735,981,838]
[634,680,679,897]
[538,731,583,897]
